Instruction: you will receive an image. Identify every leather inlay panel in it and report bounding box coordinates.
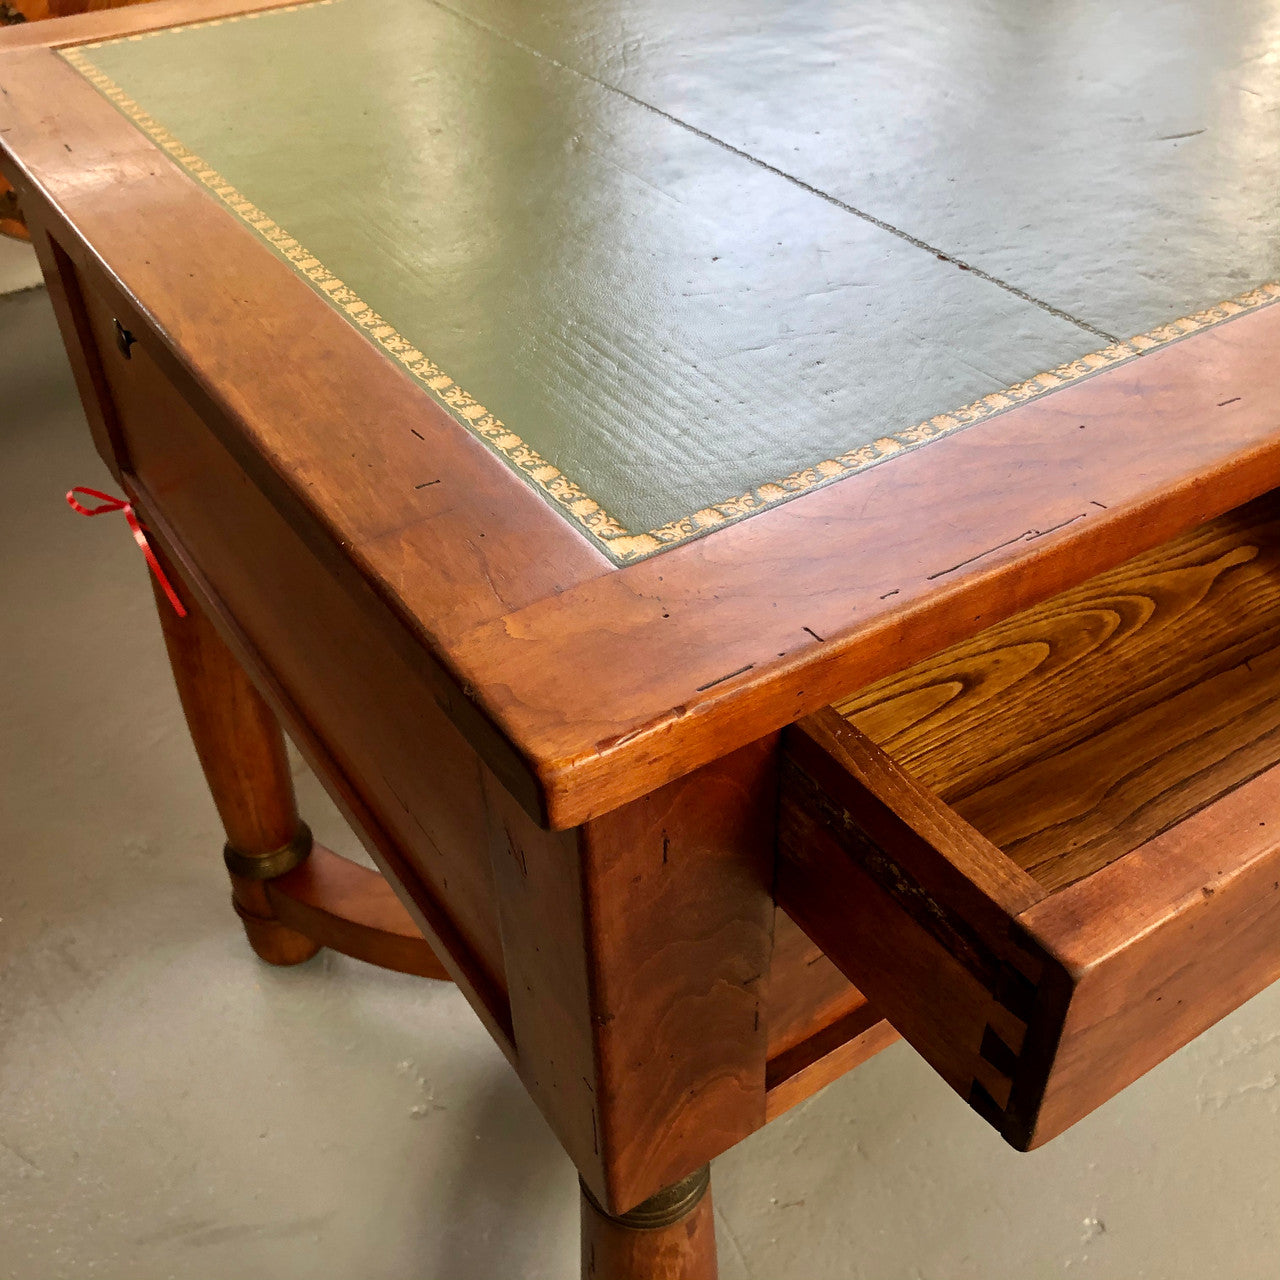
[62,0,1280,560]
[444,0,1280,340]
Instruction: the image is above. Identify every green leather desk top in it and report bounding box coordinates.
[63,0,1280,562]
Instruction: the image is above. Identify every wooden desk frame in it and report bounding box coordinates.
[5,2,1280,1274]
[5,0,1280,833]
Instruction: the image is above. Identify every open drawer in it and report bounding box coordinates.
[778,492,1280,1149]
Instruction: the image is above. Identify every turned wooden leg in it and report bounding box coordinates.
[149,573,320,966]
[581,1166,717,1280]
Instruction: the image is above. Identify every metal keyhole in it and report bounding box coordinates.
[113,319,136,360]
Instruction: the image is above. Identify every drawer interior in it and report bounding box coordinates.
[779,492,1280,1150]
[836,492,1280,892]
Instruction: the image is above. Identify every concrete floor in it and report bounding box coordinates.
[0,237,43,296]
[2,278,1279,1279]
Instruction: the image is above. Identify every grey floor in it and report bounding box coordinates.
[1,268,1278,1280]
[0,238,43,296]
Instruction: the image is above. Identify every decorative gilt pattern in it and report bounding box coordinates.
[62,30,635,554]
[61,23,1280,563]
[642,280,1280,554]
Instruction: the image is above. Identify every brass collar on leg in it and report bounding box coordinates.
[223,822,313,881]
[582,1165,710,1230]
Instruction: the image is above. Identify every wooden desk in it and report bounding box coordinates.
[0,0,150,238]
[3,1,1280,1273]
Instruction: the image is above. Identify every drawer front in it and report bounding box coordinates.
[776,481,1280,1152]
[779,708,1280,1148]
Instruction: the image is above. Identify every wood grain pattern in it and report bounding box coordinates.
[26,229,128,481]
[4,12,1280,831]
[0,48,611,820]
[150,556,300,860]
[489,738,776,1213]
[0,0,289,275]
[140,490,519,1055]
[0,0,153,240]
[782,560,1280,1148]
[482,787,604,1192]
[266,844,453,981]
[14,2,1280,1264]
[32,225,517,1049]
[763,908,877,1063]
[777,711,1043,1113]
[30,188,823,1226]
[448,294,1280,828]
[789,709,1046,919]
[841,494,1280,889]
[764,1004,900,1122]
[1015,764,1280,1145]
[69,260,515,994]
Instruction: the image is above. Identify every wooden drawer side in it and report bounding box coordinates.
[777,709,1063,1139]
[782,704,1280,1150]
[838,495,1280,892]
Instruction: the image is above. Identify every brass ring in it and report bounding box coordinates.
[223,822,313,881]
[582,1164,710,1230]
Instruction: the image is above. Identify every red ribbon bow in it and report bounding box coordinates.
[65,486,187,617]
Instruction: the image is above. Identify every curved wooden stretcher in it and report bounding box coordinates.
[146,555,454,981]
[263,846,452,980]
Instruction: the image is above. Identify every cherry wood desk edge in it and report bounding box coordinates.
[4,2,1280,830]
[0,0,308,47]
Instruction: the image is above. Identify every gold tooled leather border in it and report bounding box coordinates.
[61,15,1280,563]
